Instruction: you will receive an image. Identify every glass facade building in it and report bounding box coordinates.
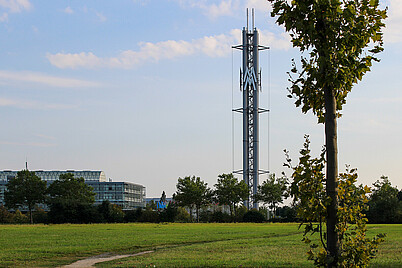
[0,170,145,210]
[88,182,146,210]
[0,170,106,183]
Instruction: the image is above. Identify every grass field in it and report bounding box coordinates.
[0,223,400,267]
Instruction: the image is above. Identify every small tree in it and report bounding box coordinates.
[268,0,387,265]
[146,200,157,210]
[158,191,167,210]
[0,205,14,223]
[47,173,96,223]
[98,200,124,223]
[4,170,47,224]
[214,173,249,218]
[254,174,288,219]
[366,176,401,223]
[286,136,385,267]
[159,201,178,222]
[174,176,212,222]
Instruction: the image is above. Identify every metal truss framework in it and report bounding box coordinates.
[233,13,269,209]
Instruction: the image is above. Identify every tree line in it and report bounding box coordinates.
[173,173,288,222]
[1,169,400,225]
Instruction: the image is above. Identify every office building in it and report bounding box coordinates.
[0,170,145,210]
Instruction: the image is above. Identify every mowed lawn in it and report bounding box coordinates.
[0,223,400,267]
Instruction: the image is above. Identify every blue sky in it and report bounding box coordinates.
[0,0,401,197]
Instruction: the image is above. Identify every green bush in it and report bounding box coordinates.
[124,208,143,222]
[274,206,298,222]
[199,210,212,222]
[242,209,265,223]
[234,206,248,222]
[0,205,14,223]
[14,210,29,224]
[210,211,232,223]
[33,207,48,224]
[159,202,178,222]
[98,201,124,223]
[175,207,191,222]
[139,209,159,223]
[48,202,101,224]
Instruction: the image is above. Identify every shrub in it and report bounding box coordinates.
[98,201,124,223]
[242,209,265,223]
[210,211,232,223]
[234,206,248,222]
[0,205,14,223]
[159,202,178,222]
[175,207,191,222]
[33,207,48,224]
[274,206,298,222]
[139,209,159,223]
[14,210,29,224]
[48,202,101,224]
[199,210,213,222]
[124,208,143,222]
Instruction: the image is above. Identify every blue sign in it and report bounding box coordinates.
[157,201,167,209]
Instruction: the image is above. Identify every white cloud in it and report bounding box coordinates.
[0,97,77,110]
[205,0,236,18]
[96,11,106,22]
[64,6,73,14]
[382,0,402,43]
[0,0,31,22]
[0,12,7,21]
[175,0,270,19]
[245,0,271,13]
[177,0,240,18]
[259,30,291,50]
[47,29,291,69]
[0,70,101,88]
[0,0,31,13]
[47,52,103,69]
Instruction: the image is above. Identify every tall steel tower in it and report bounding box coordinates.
[233,9,269,209]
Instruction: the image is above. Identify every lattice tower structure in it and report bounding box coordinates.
[233,14,269,209]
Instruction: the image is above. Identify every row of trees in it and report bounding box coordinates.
[0,200,125,224]
[2,169,399,225]
[172,172,401,224]
[173,173,289,222]
[4,170,95,224]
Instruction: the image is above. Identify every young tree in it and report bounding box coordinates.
[4,170,47,224]
[98,200,124,223]
[254,174,288,218]
[367,176,401,223]
[214,173,249,218]
[173,176,212,222]
[268,0,387,265]
[0,205,15,223]
[286,136,385,267]
[47,173,96,223]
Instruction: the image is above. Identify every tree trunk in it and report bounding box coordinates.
[196,206,199,223]
[324,86,339,267]
[233,204,236,221]
[29,205,33,224]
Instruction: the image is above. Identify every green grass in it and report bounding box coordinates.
[0,223,400,267]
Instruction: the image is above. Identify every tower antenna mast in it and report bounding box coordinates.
[232,9,269,209]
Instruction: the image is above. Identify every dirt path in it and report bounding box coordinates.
[62,250,154,268]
